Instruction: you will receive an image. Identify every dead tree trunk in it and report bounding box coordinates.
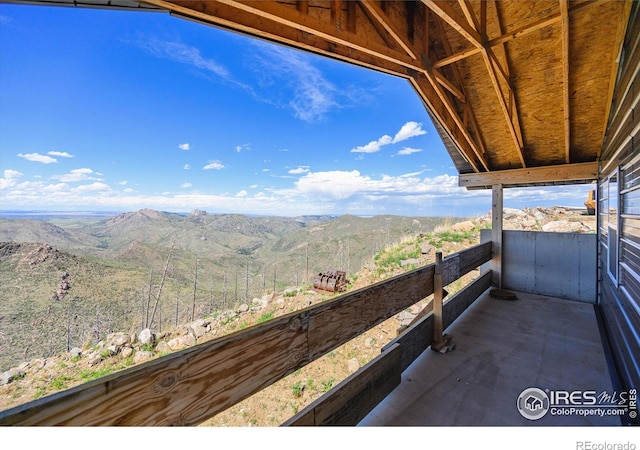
[191,257,198,322]
[148,238,175,328]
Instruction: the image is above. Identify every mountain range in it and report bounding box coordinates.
[0,209,458,370]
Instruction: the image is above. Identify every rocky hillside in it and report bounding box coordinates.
[0,206,595,425]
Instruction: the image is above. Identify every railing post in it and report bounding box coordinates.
[431,252,454,353]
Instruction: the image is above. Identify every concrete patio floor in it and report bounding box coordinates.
[359,290,621,426]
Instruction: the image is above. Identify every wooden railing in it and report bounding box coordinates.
[0,242,492,426]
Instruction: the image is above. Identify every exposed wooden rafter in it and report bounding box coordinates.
[432,7,489,168]
[433,0,607,70]
[425,0,526,167]
[560,0,571,163]
[421,0,482,48]
[359,0,417,60]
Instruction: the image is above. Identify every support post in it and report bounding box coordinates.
[492,184,503,288]
[431,252,454,353]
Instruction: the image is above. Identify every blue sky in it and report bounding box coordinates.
[0,4,594,217]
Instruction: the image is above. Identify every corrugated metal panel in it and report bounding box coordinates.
[597,1,640,408]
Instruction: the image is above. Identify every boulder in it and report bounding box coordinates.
[167,334,196,350]
[106,332,130,347]
[133,351,153,364]
[451,220,475,232]
[191,325,207,338]
[139,328,154,345]
[0,369,25,386]
[542,220,590,233]
[155,341,171,354]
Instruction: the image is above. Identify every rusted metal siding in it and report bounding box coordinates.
[597,1,640,413]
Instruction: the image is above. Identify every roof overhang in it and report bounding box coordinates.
[2,0,633,189]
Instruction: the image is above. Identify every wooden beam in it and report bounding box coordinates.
[457,0,480,32]
[560,0,571,163]
[432,12,489,163]
[360,0,418,60]
[422,0,482,48]
[434,70,465,101]
[296,0,308,15]
[330,0,340,27]
[411,75,490,171]
[458,162,599,188]
[346,0,356,33]
[481,48,525,167]
[432,0,606,69]
[486,1,525,164]
[150,0,427,77]
[425,0,524,167]
[433,46,481,69]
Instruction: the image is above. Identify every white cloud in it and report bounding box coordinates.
[3,169,23,180]
[18,153,57,164]
[118,180,128,186]
[393,121,427,143]
[294,170,368,200]
[124,188,134,193]
[73,182,110,192]
[181,182,193,188]
[203,161,225,170]
[0,169,23,189]
[179,143,190,151]
[351,122,427,154]
[48,151,74,158]
[141,38,230,79]
[288,166,310,175]
[253,43,338,123]
[292,170,468,201]
[52,168,99,183]
[396,147,423,156]
[183,164,191,170]
[235,143,251,153]
[351,135,393,154]
[42,183,69,192]
[236,190,248,197]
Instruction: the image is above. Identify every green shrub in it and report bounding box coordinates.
[291,381,304,398]
[257,312,274,324]
[50,375,74,390]
[321,378,335,392]
[79,367,113,381]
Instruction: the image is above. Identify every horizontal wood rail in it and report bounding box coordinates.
[0,242,491,426]
[283,270,493,426]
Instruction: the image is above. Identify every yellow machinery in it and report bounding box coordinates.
[585,189,596,215]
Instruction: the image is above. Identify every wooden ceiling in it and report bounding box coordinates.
[5,0,634,188]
